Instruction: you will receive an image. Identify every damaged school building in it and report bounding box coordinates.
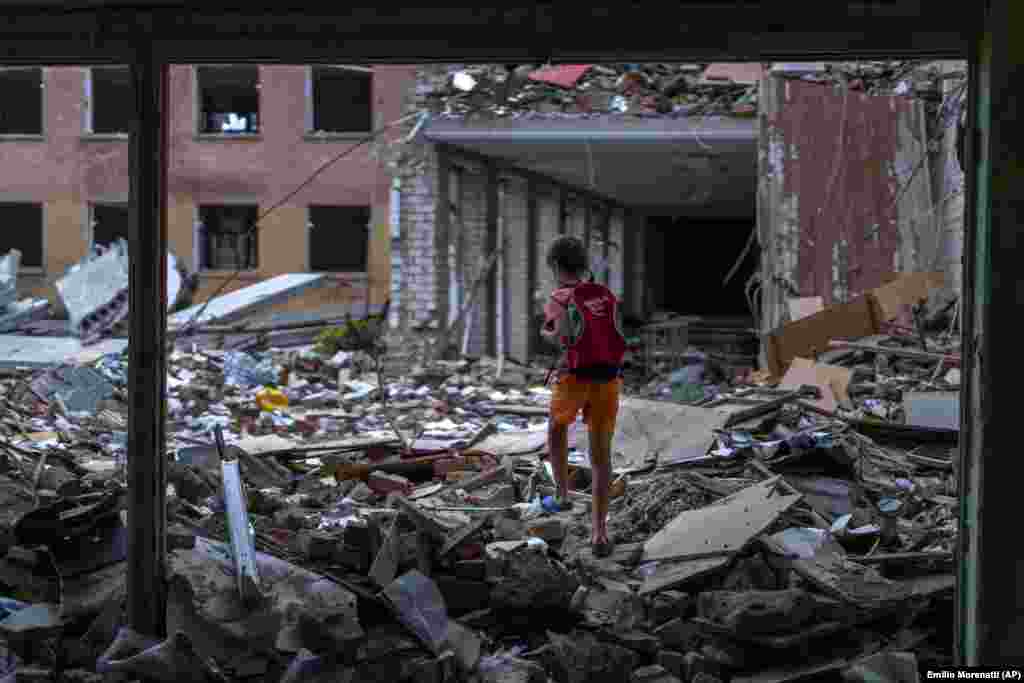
[0,51,982,682]
[389,61,967,374]
[0,63,414,324]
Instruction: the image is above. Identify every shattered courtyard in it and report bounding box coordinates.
[0,296,961,683]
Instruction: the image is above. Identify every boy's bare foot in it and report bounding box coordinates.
[592,535,614,558]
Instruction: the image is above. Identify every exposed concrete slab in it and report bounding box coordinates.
[169,273,328,328]
[0,335,127,368]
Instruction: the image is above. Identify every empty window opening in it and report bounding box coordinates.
[198,205,259,270]
[89,67,133,135]
[312,66,372,133]
[197,66,259,135]
[0,203,43,268]
[91,203,132,248]
[308,205,370,272]
[0,68,42,136]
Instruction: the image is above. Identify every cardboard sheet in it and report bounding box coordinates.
[872,271,945,323]
[787,297,824,322]
[779,357,853,412]
[765,294,881,377]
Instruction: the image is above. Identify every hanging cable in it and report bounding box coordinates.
[172,110,424,340]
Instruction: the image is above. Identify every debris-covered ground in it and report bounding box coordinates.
[0,273,961,682]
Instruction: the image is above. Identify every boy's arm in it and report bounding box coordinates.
[540,297,566,344]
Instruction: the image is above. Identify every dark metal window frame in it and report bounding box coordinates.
[194,64,261,137]
[307,65,373,137]
[196,203,259,271]
[0,66,44,138]
[85,65,133,136]
[0,201,44,269]
[89,201,132,249]
[307,204,371,273]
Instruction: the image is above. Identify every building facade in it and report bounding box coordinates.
[0,64,416,311]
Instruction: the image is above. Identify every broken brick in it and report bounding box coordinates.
[455,543,483,562]
[298,531,338,562]
[647,590,694,626]
[368,472,413,496]
[654,618,700,652]
[632,664,683,683]
[478,657,547,683]
[455,560,487,581]
[334,544,371,572]
[435,576,492,613]
[526,517,566,543]
[684,652,726,683]
[599,630,661,656]
[657,651,686,680]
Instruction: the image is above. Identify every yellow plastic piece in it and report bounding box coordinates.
[255,387,289,412]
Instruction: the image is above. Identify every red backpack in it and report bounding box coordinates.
[555,281,627,371]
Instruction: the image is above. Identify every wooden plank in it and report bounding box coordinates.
[643,477,801,563]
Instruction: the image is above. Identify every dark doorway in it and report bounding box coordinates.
[645,216,758,316]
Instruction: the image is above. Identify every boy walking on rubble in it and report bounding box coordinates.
[541,236,627,558]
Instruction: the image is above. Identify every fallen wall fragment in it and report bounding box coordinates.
[55,240,188,343]
[168,273,328,330]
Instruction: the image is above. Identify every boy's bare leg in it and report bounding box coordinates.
[548,422,571,501]
[589,426,613,544]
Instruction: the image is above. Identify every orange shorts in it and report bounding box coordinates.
[549,375,622,434]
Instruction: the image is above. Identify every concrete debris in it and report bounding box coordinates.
[169,273,329,329]
[0,250,20,310]
[0,293,961,681]
[54,240,190,344]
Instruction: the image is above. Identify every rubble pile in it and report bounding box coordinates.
[410,63,761,120]
[403,61,963,125]
[0,294,960,681]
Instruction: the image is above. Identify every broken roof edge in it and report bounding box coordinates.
[422,115,758,144]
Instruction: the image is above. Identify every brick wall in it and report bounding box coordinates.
[396,144,438,328]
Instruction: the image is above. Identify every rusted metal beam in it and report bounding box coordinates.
[127,52,168,639]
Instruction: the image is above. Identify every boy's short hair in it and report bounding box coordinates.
[546,236,588,276]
